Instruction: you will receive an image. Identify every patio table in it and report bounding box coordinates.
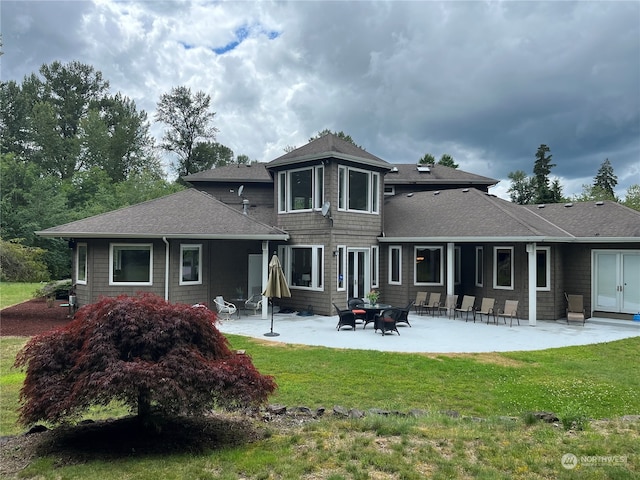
[358,303,393,329]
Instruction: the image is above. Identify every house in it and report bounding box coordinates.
[37,134,640,323]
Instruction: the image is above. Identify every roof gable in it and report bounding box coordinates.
[267,133,391,170]
[37,189,288,240]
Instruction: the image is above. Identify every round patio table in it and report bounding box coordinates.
[358,303,393,329]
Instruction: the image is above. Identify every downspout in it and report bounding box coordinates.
[162,237,170,301]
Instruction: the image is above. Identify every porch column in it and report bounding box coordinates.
[262,241,269,320]
[526,243,537,326]
[446,242,455,296]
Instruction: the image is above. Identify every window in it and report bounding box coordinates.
[536,247,550,291]
[494,247,513,290]
[76,243,87,285]
[110,244,153,285]
[384,185,395,196]
[389,246,402,284]
[180,244,202,285]
[337,246,346,291]
[415,246,443,285]
[338,166,380,213]
[285,245,324,290]
[278,166,324,213]
[371,245,379,288]
[475,247,484,287]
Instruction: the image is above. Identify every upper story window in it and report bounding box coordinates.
[338,166,380,214]
[278,166,324,213]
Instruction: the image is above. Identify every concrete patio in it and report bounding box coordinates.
[217,310,640,353]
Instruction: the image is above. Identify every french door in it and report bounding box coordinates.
[593,251,640,314]
[348,249,370,299]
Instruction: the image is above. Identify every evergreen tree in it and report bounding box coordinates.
[532,144,557,204]
[593,158,617,199]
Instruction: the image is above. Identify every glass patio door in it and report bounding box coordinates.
[594,251,640,314]
[348,249,369,299]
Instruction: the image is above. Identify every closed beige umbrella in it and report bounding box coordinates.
[262,253,291,336]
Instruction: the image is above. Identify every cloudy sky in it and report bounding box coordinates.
[2,0,639,199]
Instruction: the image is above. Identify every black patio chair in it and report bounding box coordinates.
[395,300,414,327]
[374,308,401,336]
[347,297,367,324]
[333,303,357,331]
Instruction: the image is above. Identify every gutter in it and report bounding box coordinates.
[162,237,169,301]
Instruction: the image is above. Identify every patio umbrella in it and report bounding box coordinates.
[262,253,291,336]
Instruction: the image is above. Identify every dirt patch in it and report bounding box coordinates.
[1,298,73,337]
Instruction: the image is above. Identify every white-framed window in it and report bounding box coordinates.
[494,246,514,290]
[389,245,402,285]
[277,166,324,213]
[536,246,551,291]
[338,165,380,214]
[337,245,346,291]
[283,245,324,290]
[475,246,484,287]
[371,245,379,288]
[110,243,153,286]
[415,246,443,285]
[180,244,202,285]
[76,243,87,285]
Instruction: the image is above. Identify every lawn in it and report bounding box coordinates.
[0,282,41,309]
[1,283,638,479]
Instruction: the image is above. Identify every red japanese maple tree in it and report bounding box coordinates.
[15,294,276,426]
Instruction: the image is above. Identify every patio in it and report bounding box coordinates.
[217,311,640,353]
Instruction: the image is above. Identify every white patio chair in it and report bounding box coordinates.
[214,295,237,320]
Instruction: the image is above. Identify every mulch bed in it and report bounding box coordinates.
[1,298,74,337]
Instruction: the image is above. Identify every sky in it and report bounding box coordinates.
[2,0,639,200]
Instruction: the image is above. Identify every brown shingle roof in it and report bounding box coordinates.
[182,163,272,183]
[267,133,391,170]
[381,188,639,241]
[385,163,497,187]
[523,201,640,238]
[37,189,288,240]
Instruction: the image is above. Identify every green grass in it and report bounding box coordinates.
[1,281,638,478]
[0,282,41,309]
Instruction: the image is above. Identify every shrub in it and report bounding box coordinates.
[14,294,277,426]
[0,238,50,282]
[35,279,73,299]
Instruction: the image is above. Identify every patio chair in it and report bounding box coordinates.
[423,292,441,317]
[374,308,401,336]
[565,293,586,325]
[214,296,237,321]
[395,300,414,327]
[414,291,428,315]
[455,295,476,321]
[333,303,357,331]
[348,297,367,324]
[437,294,458,319]
[473,298,495,324]
[496,300,520,326]
[244,294,263,315]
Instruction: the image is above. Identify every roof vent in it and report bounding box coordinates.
[416,164,431,173]
[564,203,574,208]
[462,188,469,193]
[390,166,399,173]
[407,193,413,197]
[434,191,440,195]
[538,204,545,209]
[596,201,604,206]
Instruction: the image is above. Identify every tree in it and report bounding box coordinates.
[438,154,458,169]
[15,294,277,426]
[418,153,436,165]
[532,144,557,204]
[507,170,535,205]
[189,141,235,173]
[155,86,218,177]
[622,184,640,211]
[593,158,617,199]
